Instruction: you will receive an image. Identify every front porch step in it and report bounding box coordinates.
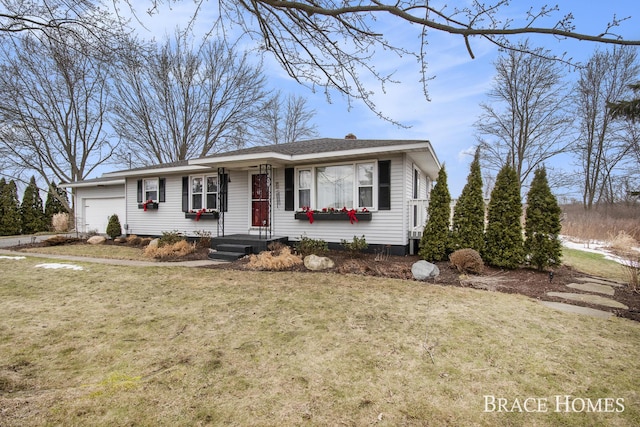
[208,251,248,261]
[216,244,253,255]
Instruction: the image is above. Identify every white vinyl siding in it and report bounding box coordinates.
[274,154,406,246]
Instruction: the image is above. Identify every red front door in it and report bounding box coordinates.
[251,174,269,227]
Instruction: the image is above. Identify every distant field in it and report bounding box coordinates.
[561,203,640,242]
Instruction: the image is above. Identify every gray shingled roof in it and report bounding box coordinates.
[197,138,429,159]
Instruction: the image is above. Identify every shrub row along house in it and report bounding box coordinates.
[65,137,441,258]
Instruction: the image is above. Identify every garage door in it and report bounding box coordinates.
[83,198,126,234]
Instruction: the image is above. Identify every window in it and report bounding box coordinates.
[190,175,218,210]
[317,165,354,209]
[298,169,311,208]
[303,161,375,210]
[357,163,374,207]
[144,179,158,202]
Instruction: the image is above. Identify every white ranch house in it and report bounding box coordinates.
[66,138,440,257]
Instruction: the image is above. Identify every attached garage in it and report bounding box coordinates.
[83,197,126,234]
[65,178,126,234]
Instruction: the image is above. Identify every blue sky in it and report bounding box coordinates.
[127,1,640,198]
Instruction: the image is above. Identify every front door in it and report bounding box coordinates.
[251,173,269,227]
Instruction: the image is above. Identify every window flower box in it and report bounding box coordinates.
[138,201,158,210]
[294,207,371,224]
[185,209,219,220]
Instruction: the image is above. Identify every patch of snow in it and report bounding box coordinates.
[0,255,26,260]
[560,235,638,265]
[35,263,84,271]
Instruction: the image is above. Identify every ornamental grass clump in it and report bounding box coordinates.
[144,239,196,259]
[247,246,302,271]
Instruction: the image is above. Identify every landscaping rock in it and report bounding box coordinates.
[412,260,440,281]
[304,254,335,271]
[148,238,159,248]
[87,235,106,245]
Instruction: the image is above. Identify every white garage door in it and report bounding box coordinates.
[83,198,126,234]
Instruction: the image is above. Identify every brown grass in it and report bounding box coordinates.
[561,203,640,242]
[21,243,150,261]
[247,246,302,271]
[144,240,196,259]
[1,256,639,426]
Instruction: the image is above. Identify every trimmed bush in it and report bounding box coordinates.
[294,235,328,257]
[419,165,452,262]
[21,176,47,234]
[524,167,562,271]
[449,248,485,274]
[451,147,485,253]
[106,214,122,239]
[484,164,524,269]
[0,178,21,235]
[158,230,184,247]
[341,235,368,257]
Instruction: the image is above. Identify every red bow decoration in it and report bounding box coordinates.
[195,208,205,221]
[346,208,358,224]
[306,210,314,224]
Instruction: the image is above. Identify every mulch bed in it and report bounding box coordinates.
[10,240,640,322]
[205,250,640,323]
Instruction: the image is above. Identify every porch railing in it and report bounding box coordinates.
[408,198,429,239]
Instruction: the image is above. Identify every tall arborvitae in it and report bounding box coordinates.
[0,179,22,235]
[484,164,524,269]
[524,167,562,271]
[451,147,485,253]
[21,176,47,234]
[44,182,69,223]
[419,165,452,262]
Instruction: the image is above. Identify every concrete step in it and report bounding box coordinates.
[208,251,247,261]
[215,244,252,255]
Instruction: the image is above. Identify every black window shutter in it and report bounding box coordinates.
[284,168,294,211]
[378,160,391,210]
[219,173,228,212]
[181,177,189,212]
[159,178,166,202]
[137,179,143,203]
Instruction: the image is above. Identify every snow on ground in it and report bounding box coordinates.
[34,263,84,271]
[561,235,640,266]
[0,256,26,260]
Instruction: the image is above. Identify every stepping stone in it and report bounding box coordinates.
[575,277,624,287]
[546,292,628,309]
[539,301,613,319]
[567,282,615,296]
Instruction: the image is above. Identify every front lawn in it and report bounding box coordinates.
[1,256,638,426]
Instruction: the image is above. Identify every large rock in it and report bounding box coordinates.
[147,238,160,248]
[87,235,106,245]
[412,260,440,281]
[304,254,335,271]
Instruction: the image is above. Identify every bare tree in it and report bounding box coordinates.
[254,91,318,145]
[151,0,640,118]
[0,1,133,55]
[475,40,573,188]
[112,34,269,165]
[573,46,640,209]
[0,29,116,212]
